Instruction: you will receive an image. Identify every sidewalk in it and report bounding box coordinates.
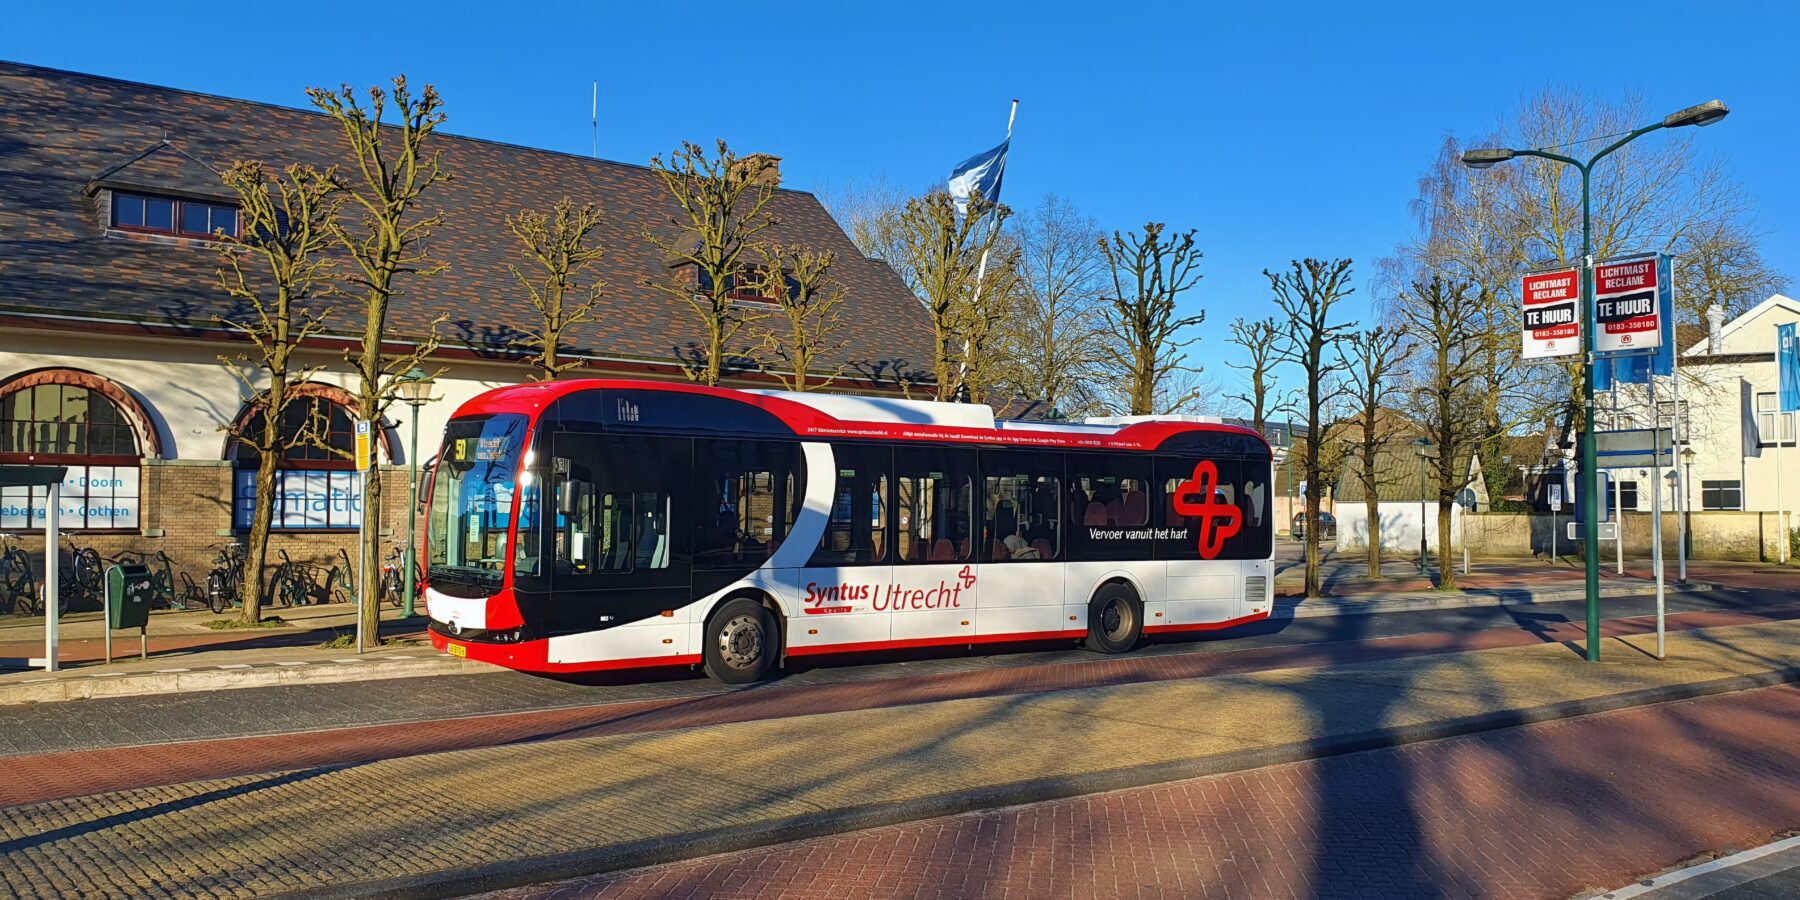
[1,618,1796,898]
[0,602,489,705]
[1272,550,1791,599]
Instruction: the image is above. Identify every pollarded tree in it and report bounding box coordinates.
[507,198,608,381]
[895,188,1015,400]
[308,76,451,647]
[644,141,780,386]
[1226,316,1282,434]
[214,160,341,625]
[753,242,849,392]
[1268,257,1358,598]
[1096,223,1206,415]
[1341,325,1413,578]
[1396,277,1487,591]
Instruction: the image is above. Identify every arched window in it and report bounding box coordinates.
[228,391,378,532]
[0,371,151,532]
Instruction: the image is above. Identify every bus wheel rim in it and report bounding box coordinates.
[1103,600,1126,639]
[718,614,763,669]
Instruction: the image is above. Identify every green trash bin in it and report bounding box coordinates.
[106,563,153,631]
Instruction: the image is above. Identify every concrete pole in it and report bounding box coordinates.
[1614,474,1624,575]
[41,482,60,672]
[1650,377,1665,660]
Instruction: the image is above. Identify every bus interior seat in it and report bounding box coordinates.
[931,539,955,561]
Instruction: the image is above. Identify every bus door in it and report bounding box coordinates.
[783,442,892,651]
[540,432,693,656]
[975,450,1065,637]
[891,446,980,642]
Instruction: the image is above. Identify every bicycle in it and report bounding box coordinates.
[62,535,104,610]
[0,532,41,617]
[111,549,195,611]
[380,546,420,609]
[205,544,246,614]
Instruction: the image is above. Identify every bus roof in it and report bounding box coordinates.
[450,379,1271,455]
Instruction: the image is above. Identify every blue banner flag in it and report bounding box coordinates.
[947,138,1008,217]
[1780,322,1800,412]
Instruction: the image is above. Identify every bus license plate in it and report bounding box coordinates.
[446,643,466,658]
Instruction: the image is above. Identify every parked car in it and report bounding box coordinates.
[1291,511,1337,541]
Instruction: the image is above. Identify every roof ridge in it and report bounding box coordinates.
[0,58,823,200]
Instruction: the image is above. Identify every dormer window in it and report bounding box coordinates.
[697,266,797,308]
[111,191,238,239]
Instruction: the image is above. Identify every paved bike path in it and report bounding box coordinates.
[0,618,1795,898]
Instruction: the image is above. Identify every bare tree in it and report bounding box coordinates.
[753,242,849,392]
[1096,223,1206,415]
[1226,316,1282,433]
[817,175,917,291]
[308,77,451,647]
[895,188,1015,400]
[1268,257,1357,598]
[644,141,780,386]
[507,198,607,381]
[1341,326,1413,577]
[214,160,341,624]
[1001,194,1108,415]
[1395,277,1487,591]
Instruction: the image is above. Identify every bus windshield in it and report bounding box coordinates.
[428,414,530,592]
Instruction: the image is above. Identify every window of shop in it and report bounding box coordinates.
[0,381,142,530]
[230,396,364,531]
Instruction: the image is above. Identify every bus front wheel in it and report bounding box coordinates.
[1084,583,1142,654]
[703,597,779,685]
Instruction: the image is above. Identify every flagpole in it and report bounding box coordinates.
[957,100,1018,397]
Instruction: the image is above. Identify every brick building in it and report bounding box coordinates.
[0,60,935,601]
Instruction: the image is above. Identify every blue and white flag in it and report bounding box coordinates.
[947,138,1009,217]
[1779,322,1800,413]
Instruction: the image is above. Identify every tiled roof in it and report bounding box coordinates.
[0,61,935,384]
[1333,441,1479,503]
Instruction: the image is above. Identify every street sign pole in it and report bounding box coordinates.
[354,420,372,654]
[1650,377,1666,659]
[42,481,60,672]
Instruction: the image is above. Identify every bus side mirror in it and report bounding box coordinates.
[557,480,590,516]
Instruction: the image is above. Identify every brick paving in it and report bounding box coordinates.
[494,684,1800,900]
[0,620,1792,898]
[1,603,1793,810]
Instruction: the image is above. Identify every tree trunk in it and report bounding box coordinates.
[242,443,278,623]
[1365,490,1381,578]
[360,462,382,645]
[1436,497,1456,591]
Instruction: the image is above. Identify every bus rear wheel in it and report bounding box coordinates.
[703,597,779,685]
[1084,582,1142,654]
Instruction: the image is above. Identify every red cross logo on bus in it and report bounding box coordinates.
[1173,460,1241,559]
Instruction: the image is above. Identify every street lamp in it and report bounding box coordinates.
[1461,98,1729,662]
[395,367,437,619]
[1414,437,1432,576]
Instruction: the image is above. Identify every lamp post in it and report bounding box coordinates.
[1462,99,1728,662]
[1414,437,1431,575]
[395,367,436,619]
[1682,446,1697,572]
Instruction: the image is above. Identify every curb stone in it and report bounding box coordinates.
[287,666,1800,900]
[1277,581,1717,619]
[0,655,492,705]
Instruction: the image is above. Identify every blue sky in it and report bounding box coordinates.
[5,1,1795,398]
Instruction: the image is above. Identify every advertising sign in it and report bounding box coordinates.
[1593,255,1665,355]
[1521,267,1580,359]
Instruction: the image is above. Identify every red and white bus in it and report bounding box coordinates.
[424,379,1274,684]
